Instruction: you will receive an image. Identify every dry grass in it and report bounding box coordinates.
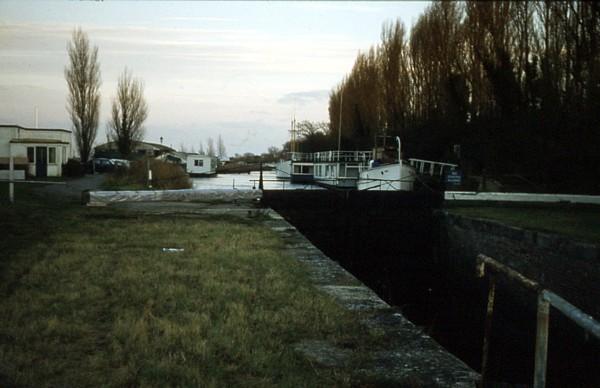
[104,159,191,190]
[0,191,380,387]
[447,205,600,244]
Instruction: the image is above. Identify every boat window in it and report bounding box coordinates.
[27,147,34,163]
[194,159,204,167]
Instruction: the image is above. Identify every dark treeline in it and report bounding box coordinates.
[322,1,600,193]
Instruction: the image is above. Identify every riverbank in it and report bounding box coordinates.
[446,204,600,244]
[0,189,369,386]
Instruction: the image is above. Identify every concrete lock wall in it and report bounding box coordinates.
[435,211,600,320]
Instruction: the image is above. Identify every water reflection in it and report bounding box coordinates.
[192,171,322,190]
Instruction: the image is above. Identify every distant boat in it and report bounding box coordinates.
[312,136,456,191]
[275,117,315,183]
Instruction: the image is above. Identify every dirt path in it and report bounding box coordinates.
[34,174,105,200]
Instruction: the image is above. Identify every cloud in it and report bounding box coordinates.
[278,90,330,105]
[161,16,235,23]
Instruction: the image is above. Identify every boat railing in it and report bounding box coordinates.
[313,150,373,163]
[408,158,457,177]
[288,152,313,162]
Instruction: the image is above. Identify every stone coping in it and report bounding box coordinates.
[266,209,479,387]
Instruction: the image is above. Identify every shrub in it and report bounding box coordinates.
[105,159,191,189]
[63,159,85,177]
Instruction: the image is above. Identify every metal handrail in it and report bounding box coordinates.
[476,254,600,388]
[408,158,458,177]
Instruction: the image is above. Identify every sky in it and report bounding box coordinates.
[0,1,430,156]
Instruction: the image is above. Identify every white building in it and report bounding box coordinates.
[0,124,72,178]
[186,154,217,176]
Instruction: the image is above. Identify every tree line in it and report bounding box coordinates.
[321,1,599,193]
[66,28,148,161]
[179,135,227,159]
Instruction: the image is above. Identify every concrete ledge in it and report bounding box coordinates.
[0,170,25,180]
[445,191,600,205]
[87,188,262,206]
[442,211,599,263]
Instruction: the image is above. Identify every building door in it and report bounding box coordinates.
[35,147,47,177]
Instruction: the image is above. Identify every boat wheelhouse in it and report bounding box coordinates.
[275,152,314,183]
[313,150,372,189]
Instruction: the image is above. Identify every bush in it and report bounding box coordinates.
[63,159,85,177]
[105,159,191,189]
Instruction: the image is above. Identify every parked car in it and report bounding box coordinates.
[110,159,130,169]
[93,158,115,173]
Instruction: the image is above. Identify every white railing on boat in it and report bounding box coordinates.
[288,152,313,162]
[313,150,373,163]
[408,158,457,177]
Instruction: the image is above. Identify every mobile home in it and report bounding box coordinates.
[0,124,72,178]
[186,154,217,176]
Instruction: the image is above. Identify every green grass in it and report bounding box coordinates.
[446,205,600,244]
[0,189,379,387]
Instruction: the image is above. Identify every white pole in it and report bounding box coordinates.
[34,106,39,128]
[147,159,152,188]
[9,155,14,203]
[337,93,343,159]
[396,136,403,190]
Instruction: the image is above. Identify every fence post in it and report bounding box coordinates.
[481,275,496,386]
[534,293,550,388]
[9,155,14,203]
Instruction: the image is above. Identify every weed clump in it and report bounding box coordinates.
[105,159,191,190]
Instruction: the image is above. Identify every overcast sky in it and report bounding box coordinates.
[0,1,429,156]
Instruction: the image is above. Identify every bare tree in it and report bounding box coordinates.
[206,137,216,157]
[108,68,148,157]
[296,121,329,136]
[65,27,101,163]
[198,140,205,155]
[217,134,226,159]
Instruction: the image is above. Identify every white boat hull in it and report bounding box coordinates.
[358,163,415,191]
[275,160,291,179]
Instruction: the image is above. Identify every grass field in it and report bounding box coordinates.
[447,205,600,244]
[0,186,377,387]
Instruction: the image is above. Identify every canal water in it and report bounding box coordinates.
[263,189,600,388]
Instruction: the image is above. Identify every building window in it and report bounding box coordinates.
[48,147,56,164]
[27,147,34,163]
[194,159,203,167]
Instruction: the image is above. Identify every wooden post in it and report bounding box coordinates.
[258,161,264,190]
[9,155,14,203]
[533,294,550,388]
